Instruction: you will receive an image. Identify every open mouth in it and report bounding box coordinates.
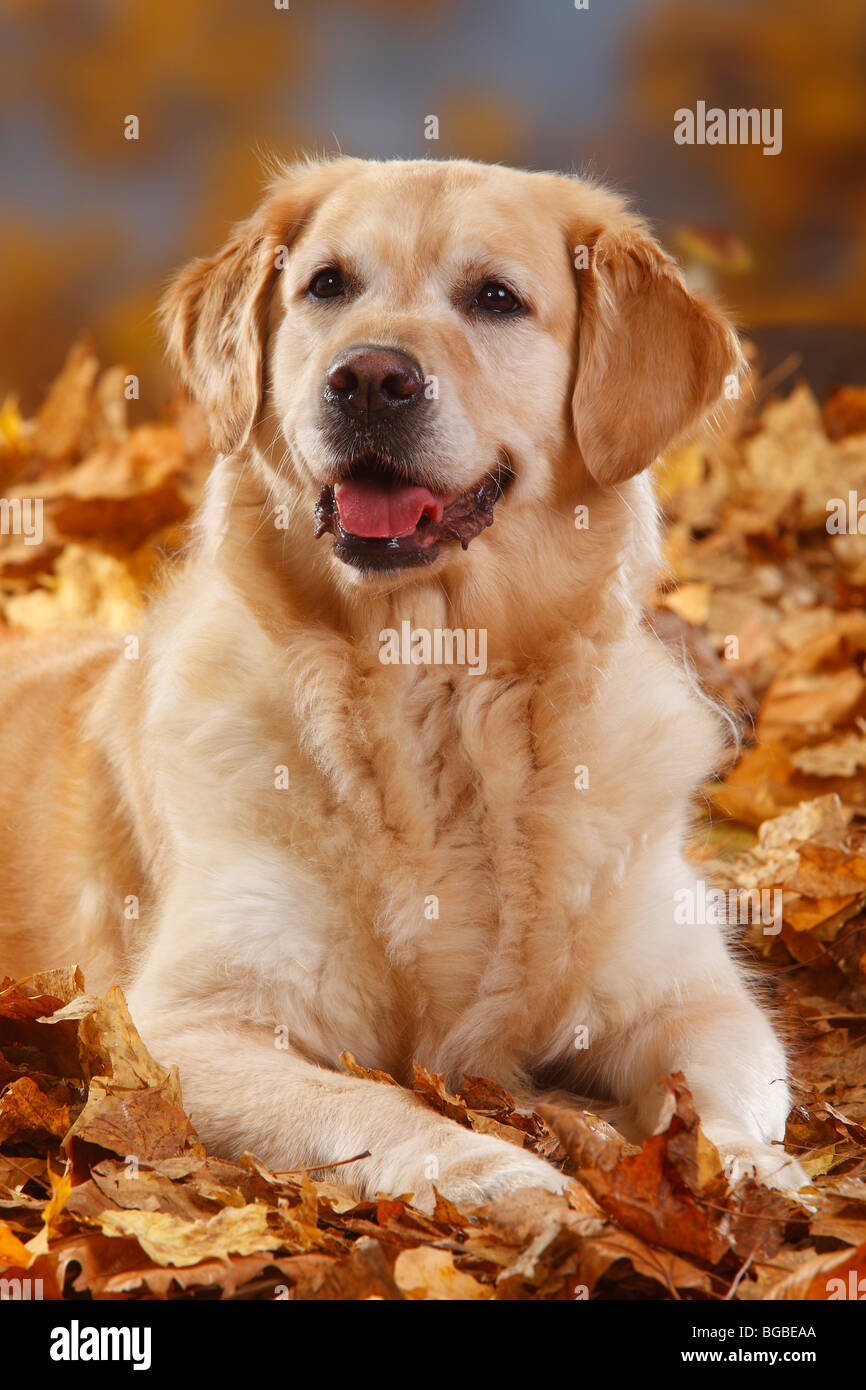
[313,454,509,572]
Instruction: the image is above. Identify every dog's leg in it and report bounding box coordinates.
[125,1008,570,1211]
[606,987,808,1192]
[121,860,568,1208]
[578,856,808,1193]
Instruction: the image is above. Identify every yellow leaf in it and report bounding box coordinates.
[26,1165,72,1256]
[654,442,705,500]
[0,1219,33,1270]
[96,1205,279,1268]
[2,544,142,633]
[659,582,712,626]
[0,393,25,453]
[394,1247,492,1300]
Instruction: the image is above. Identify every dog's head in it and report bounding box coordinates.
[161,157,740,585]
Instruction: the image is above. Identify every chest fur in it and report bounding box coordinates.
[259,654,643,1077]
[148,616,710,1084]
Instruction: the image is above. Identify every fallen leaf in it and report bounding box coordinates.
[394,1247,492,1300]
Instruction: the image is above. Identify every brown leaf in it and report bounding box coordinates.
[576,1228,713,1298]
[823,385,866,441]
[0,978,67,1024]
[458,1071,549,1145]
[64,1074,198,1165]
[765,1241,866,1300]
[410,1060,471,1127]
[337,1050,401,1087]
[52,484,189,551]
[54,984,176,1092]
[0,1076,71,1145]
[277,1238,403,1301]
[542,1076,782,1267]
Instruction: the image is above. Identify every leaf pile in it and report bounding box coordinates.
[0,970,855,1302]
[1,346,866,1298]
[0,340,211,632]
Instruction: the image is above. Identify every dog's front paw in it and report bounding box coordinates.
[413,1139,570,1213]
[721,1142,810,1196]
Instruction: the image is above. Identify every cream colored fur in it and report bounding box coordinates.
[0,158,805,1205]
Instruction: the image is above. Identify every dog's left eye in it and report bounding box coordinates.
[307,267,345,300]
[472,281,523,315]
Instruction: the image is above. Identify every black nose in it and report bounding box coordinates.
[324,345,425,422]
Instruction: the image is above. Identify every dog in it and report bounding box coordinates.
[0,157,806,1206]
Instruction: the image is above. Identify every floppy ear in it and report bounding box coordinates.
[572,227,741,486]
[160,159,353,455]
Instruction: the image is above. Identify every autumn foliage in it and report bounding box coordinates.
[1,346,866,1299]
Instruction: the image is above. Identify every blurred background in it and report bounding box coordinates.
[1,0,864,415]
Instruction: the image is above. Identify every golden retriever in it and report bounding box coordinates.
[0,157,806,1205]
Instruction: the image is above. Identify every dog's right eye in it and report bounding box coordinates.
[307,267,345,300]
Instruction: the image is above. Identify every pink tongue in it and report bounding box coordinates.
[335,478,448,538]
